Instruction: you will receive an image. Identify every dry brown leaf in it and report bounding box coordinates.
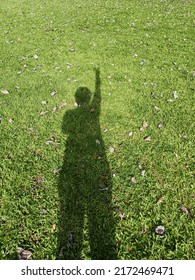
[34,175,43,184]
[144,136,151,142]
[155,225,165,236]
[41,100,48,105]
[173,90,178,99]
[179,206,191,216]
[17,247,32,260]
[142,121,149,129]
[59,102,67,109]
[131,177,137,184]
[114,207,125,221]
[140,121,149,132]
[33,54,39,60]
[108,146,115,153]
[52,105,57,113]
[51,91,58,96]
[157,123,163,129]
[53,168,61,174]
[40,111,49,116]
[1,89,9,94]
[156,196,164,205]
[35,149,41,156]
[167,99,173,102]
[45,140,53,145]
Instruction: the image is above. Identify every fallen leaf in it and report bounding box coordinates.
[59,102,67,109]
[41,100,48,105]
[96,139,100,144]
[17,247,32,260]
[140,121,149,131]
[45,140,53,145]
[173,152,178,158]
[172,90,178,99]
[52,105,57,113]
[155,225,165,236]
[181,135,188,140]
[8,118,13,123]
[1,89,9,94]
[179,206,191,216]
[53,168,61,174]
[52,224,56,230]
[156,196,164,205]
[144,136,151,142]
[154,106,160,111]
[128,131,133,137]
[157,123,163,129]
[34,149,41,156]
[33,54,39,60]
[99,187,110,191]
[35,175,43,184]
[167,99,173,102]
[143,121,149,128]
[108,146,115,153]
[114,207,125,221]
[51,91,57,96]
[131,177,137,184]
[66,62,73,68]
[40,111,49,116]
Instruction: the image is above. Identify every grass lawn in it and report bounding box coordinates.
[0,0,194,260]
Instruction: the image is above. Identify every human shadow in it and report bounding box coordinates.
[57,68,116,260]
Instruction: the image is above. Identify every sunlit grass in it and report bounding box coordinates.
[0,0,194,259]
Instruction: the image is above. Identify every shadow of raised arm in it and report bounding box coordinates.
[90,67,101,115]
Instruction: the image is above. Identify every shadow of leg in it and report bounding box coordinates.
[58,164,85,260]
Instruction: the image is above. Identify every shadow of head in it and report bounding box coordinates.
[75,87,92,106]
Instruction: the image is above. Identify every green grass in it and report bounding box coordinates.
[0,0,194,260]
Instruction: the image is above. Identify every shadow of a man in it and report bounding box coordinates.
[58,68,116,259]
